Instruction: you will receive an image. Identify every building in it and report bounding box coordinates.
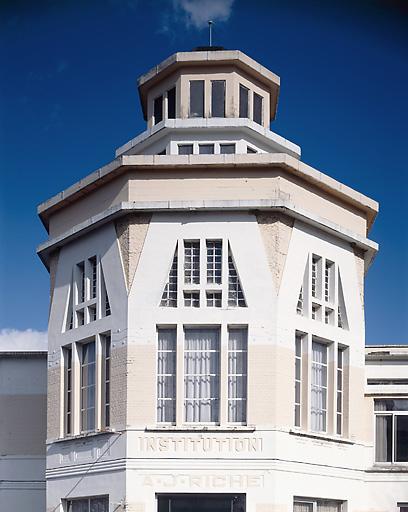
[36,48,408,512]
[0,341,47,511]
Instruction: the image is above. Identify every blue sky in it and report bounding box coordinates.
[0,0,407,344]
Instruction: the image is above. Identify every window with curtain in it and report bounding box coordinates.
[375,399,408,463]
[294,499,343,512]
[66,496,109,512]
[184,328,220,423]
[228,328,248,423]
[80,341,96,432]
[157,328,177,423]
[311,341,328,432]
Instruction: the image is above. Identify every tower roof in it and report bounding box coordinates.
[137,50,281,121]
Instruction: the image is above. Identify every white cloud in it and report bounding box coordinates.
[0,329,48,352]
[173,0,235,29]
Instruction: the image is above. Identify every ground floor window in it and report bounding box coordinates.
[158,494,245,512]
[294,498,343,512]
[66,496,108,512]
[399,504,408,512]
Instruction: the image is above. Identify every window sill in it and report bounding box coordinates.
[145,425,256,433]
[289,429,354,445]
[368,464,408,472]
[47,428,119,445]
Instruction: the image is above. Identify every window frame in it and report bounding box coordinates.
[374,398,408,464]
[189,79,205,118]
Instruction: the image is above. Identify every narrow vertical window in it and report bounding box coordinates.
[324,260,333,302]
[167,87,176,119]
[184,328,220,422]
[189,80,204,118]
[253,92,263,125]
[294,334,302,427]
[206,240,222,284]
[184,241,200,284]
[154,95,163,124]
[63,346,72,435]
[157,328,176,423]
[102,335,111,428]
[89,256,97,299]
[77,261,85,303]
[239,84,249,118]
[160,246,178,307]
[228,246,246,307]
[296,286,303,315]
[101,267,111,317]
[80,341,96,432]
[228,328,247,423]
[311,341,328,432]
[211,80,225,117]
[311,255,320,299]
[336,348,343,435]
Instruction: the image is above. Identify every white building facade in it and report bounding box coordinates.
[37,49,408,512]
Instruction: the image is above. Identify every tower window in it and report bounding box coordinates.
[189,80,204,118]
[220,144,235,154]
[178,144,194,155]
[253,92,263,125]
[154,95,163,124]
[80,341,96,432]
[211,80,225,117]
[199,144,215,154]
[167,87,176,119]
[239,84,249,118]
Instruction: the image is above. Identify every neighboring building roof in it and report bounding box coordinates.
[137,50,281,121]
[366,345,408,360]
[0,329,48,353]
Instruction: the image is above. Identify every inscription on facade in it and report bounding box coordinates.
[142,473,264,489]
[138,436,262,453]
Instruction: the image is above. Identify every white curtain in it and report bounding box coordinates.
[311,342,327,432]
[228,328,247,422]
[294,503,313,512]
[317,502,341,512]
[184,328,220,422]
[157,329,176,422]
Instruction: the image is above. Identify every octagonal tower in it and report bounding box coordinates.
[37,48,404,512]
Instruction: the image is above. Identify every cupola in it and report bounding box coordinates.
[137,48,280,130]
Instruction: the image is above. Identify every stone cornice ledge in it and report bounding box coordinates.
[37,198,379,270]
[37,153,379,230]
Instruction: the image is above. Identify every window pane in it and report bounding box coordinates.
[211,80,225,117]
[154,95,163,124]
[396,415,408,462]
[311,341,328,432]
[178,144,193,155]
[190,80,204,117]
[184,241,200,284]
[253,92,263,125]
[206,240,222,283]
[184,328,220,422]
[375,414,392,462]
[167,87,176,119]
[294,503,313,512]
[228,329,247,422]
[199,144,215,154]
[375,399,408,411]
[157,328,176,423]
[220,144,235,154]
[239,85,249,118]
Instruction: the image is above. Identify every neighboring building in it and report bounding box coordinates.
[0,344,47,511]
[36,48,408,512]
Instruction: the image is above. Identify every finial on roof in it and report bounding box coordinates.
[208,20,213,47]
